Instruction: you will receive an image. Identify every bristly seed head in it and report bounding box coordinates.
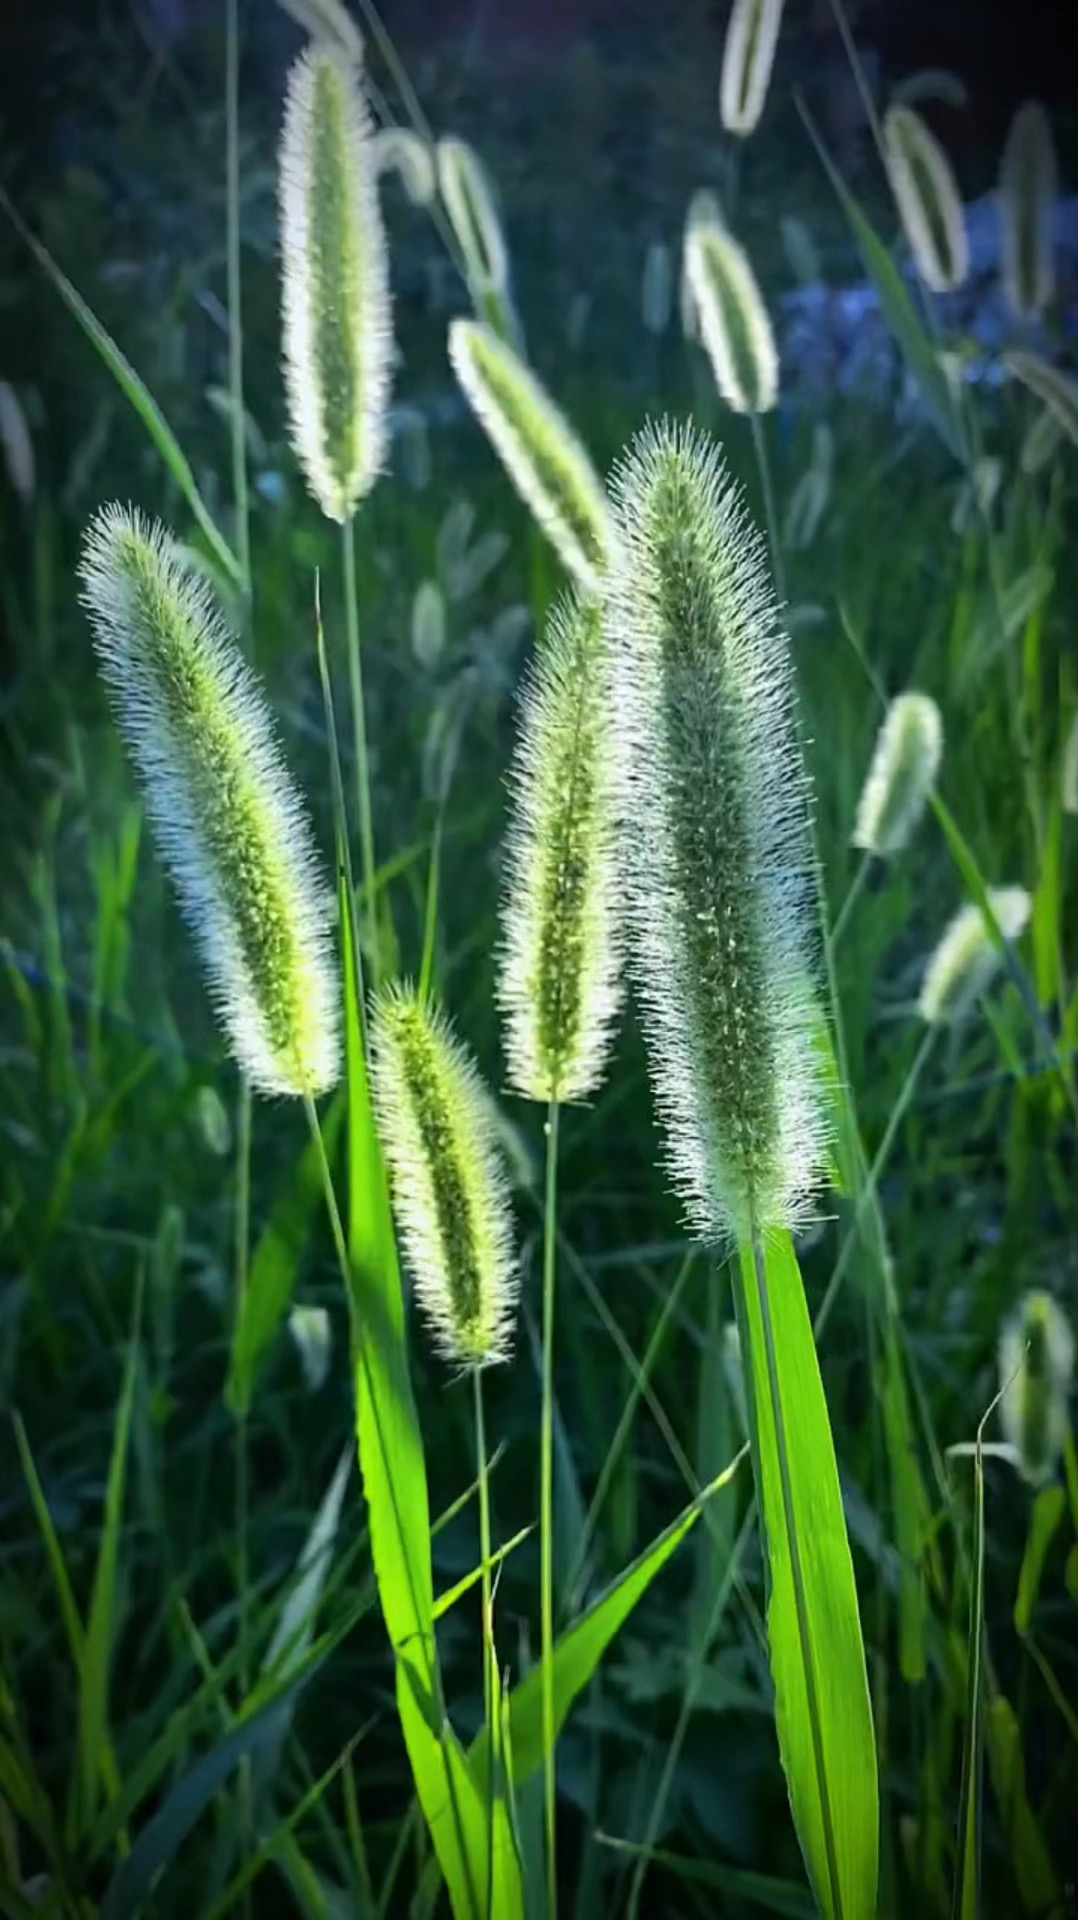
[917,886,1031,1027]
[999,101,1057,321]
[448,319,615,592]
[998,1290,1074,1486]
[852,692,943,858]
[684,219,778,416]
[607,419,827,1245]
[719,0,786,138]
[884,104,969,295]
[279,45,392,522]
[370,984,518,1370]
[79,505,340,1098]
[497,590,623,1104]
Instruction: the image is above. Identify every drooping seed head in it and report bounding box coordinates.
[719,0,786,137]
[684,219,778,416]
[917,886,1031,1027]
[607,419,826,1244]
[79,506,340,1097]
[449,319,614,592]
[998,1291,1074,1486]
[498,590,623,1104]
[1000,102,1057,321]
[372,126,436,207]
[852,692,943,858]
[279,45,392,522]
[275,0,364,62]
[437,136,512,310]
[884,104,969,294]
[370,985,518,1369]
[1004,350,1078,448]
[680,189,725,340]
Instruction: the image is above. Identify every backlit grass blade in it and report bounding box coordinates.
[984,1691,1062,1919]
[0,188,241,585]
[735,1229,878,1920]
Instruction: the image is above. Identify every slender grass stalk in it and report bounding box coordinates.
[749,410,786,604]
[473,1366,496,1920]
[342,517,380,985]
[540,1096,561,1920]
[829,848,872,955]
[231,1065,253,1907]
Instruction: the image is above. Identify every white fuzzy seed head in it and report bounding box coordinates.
[719,0,786,137]
[372,125,436,207]
[275,0,364,62]
[370,984,518,1369]
[1000,102,1057,321]
[497,590,623,1104]
[279,45,392,522]
[852,692,943,858]
[884,104,969,294]
[685,219,778,416]
[437,136,512,312]
[79,506,340,1097]
[607,419,827,1245]
[917,886,1031,1027]
[999,1291,1074,1486]
[449,319,615,591]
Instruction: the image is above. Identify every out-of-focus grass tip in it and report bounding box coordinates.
[852,692,943,858]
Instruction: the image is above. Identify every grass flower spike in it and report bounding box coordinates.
[449,319,614,590]
[684,219,778,415]
[999,1291,1074,1485]
[437,136,510,305]
[1000,102,1057,320]
[852,692,943,857]
[79,506,340,1097]
[498,590,623,1103]
[720,0,785,137]
[608,420,825,1243]
[884,104,969,294]
[370,984,517,1368]
[918,887,1031,1026]
[279,45,392,522]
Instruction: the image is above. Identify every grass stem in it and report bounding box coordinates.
[540,1095,561,1920]
[830,847,873,956]
[342,516,380,988]
[473,1365,495,1920]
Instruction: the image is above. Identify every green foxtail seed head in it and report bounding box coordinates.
[279,45,392,522]
[1063,710,1078,816]
[1003,350,1078,448]
[719,0,786,137]
[1000,102,1057,320]
[684,219,778,416]
[497,590,623,1103]
[884,104,969,294]
[998,1291,1074,1486]
[449,319,615,592]
[79,506,340,1097]
[680,188,725,339]
[852,692,943,858]
[607,420,826,1244]
[437,136,510,300]
[370,984,518,1368]
[917,886,1031,1027]
[372,126,436,207]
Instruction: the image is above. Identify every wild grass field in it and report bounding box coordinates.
[1,2,1076,1917]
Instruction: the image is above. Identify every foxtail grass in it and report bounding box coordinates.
[999,1292,1074,1486]
[852,692,943,858]
[719,0,785,137]
[999,102,1057,320]
[684,218,778,417]
[884,104,969,294]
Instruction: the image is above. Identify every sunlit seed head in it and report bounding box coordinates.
[370,984,518,1369]
[917,886,1031,1027]
[1003,350,1078,449]
[719,0,786,137]
[1063,710,1078,817]
[1000,102,1057,321]
[372,125,436,207]
[79,506,340,1097]
[279,46,392,522]
[852,692,943,858]
[498,590,623,1104]
[680,188,725,339]
[449,319,615,592]
[684,220,778,416]
[607,419,826,1245]
[999,1291,1074,1486]
[437,136,511,307]
[411,579,446,669]
[288,1303,333,1393]
[884,104,969,294]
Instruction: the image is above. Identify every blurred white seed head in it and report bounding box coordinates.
[370,984,518,1369]
[917,886,1031,1027]
[279,46,392,522]
[999,1291,1074,1486]
[0,380,35,503]
[79,506,340,1096]
[680,189,725,339]
[852,693,943,858]
[449,319,614,591]
[641,240,673,336]
[884,104,969,294]
[372,126,437,207]
[1000,102,1057,321]
[498,590,623,1104]
[289,1304,333,1393]
[274,0,363,62]
[607,420,826,1245]
[437,136,511,306]
[1004,350,1078,449]
[685,219,778,416]
[720,0,786,137]
[411,579,446,669]
[1063,710,1078,816]
[722,1321,748,1439]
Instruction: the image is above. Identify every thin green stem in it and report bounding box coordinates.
[225,0,250,604]
[540,1096,561,1920]
[829,847,873,957]
[342,516,380,988]
[749,1226,844,1920]
[750,411,786,606]
[232,1069,253,1903]
[473,1366,495,1920]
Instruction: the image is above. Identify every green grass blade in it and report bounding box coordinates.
[952,1413,988,1920]
[1014,1485,1066,1636]
[735,1231,878,1920]
[12,1412,87,1669]
[0,187,241,585]
[984,1691,1062,1920]
[597,1836,818,1916]
[225,1093,345,1416]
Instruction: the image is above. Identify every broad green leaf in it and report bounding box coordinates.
[1014,1484,1065,1636]
[225,1093,345,1416]
[735,1231,878,1920]
[984,1692,1062,1919]
[0,188,241,585]
[399,1657,522,1920]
